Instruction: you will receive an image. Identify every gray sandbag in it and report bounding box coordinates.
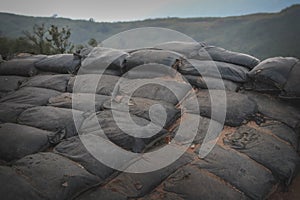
[0,55,46,76]
[0,87,61,106]
[75,188,127,200]
[198,46,260,69]
[13,152,101,200]
[48,93,110,112]
[182,90,257,126]
[103,96,180,128]
[54,136,115,180]
[20,74,71,92]
[67,74,120,96]
[124,49,185,72]
[179,59,249,83]
[122,63,178,79]
[223,125,300,185]
[119,78,191,105]
[0,166,45,200]
[0,75,27,93]
[0,123,50,162]
[105,153,194,198]
[35,54,81,74]
[0,103,34,123]
[18,106,84,138]
[281,60,300,99]
[140,190,183,200]
[245,92,300,129]
[259,120,299,150]
[80,47,128,76]
[80,110,168,153]
[154,41,204,59]
[248,57,299,96]
[183,75,240,91]
[162,164,248,200]
[172,113,222,145]
[195,145,277,199]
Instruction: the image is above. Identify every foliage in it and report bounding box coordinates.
[46,25,74,54]
[88,38,98,47]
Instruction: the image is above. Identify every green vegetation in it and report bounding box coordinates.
[0,4,299,60]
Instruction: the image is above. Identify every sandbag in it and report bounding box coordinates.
[195,145,277,199]
[248,57,299,96]
[0,166,45,200]
[140,190,183,200]
[162,164,248,200]
[18,106,84,138]
[154,41,204,59]
[124,49,185,71]
[119,78,191,105]
[54,136,116,180]
[122,63,178,79]
[179,59,249,82]
[0,103,34,123]
[183,75,240,91]
[0,55,46,76]
[245,92,300,129]
[20,74,71,92]
[258,120,299,150]
[0,87,61,106]
[223,125,300,185]
[35,54,81,74]
[13,152,101,200]
[0,75,27,93]
[80,47,128,76]
[48,92,111,112]
[172,113,222,145]
[182,90,257,126]
[75,188,127,200]
[282,61,300,98]
[198,46,260,69]
[105,153,193,198]
[103,96,180,128]
[79,110,168,153]
[0,123,50,162]
[67,74,120,96]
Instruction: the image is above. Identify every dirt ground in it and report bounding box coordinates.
[268,170,300,199]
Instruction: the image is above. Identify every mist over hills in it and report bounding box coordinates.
[0,4,299,59]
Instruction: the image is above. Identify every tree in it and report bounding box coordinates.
[23,24,51,54]
[88,38,98,47]
[46,25,74,54]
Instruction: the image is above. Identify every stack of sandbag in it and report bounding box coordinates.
[0,41,299,200]
[248,57,300,100]
[155,41,260,92]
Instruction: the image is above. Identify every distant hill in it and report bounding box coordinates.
[0,4,299,60]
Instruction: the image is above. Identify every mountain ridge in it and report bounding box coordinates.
[0,4,299,59]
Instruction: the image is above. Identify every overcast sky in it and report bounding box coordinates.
[1,0,300,22]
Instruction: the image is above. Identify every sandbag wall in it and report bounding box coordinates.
[0,42,299,200]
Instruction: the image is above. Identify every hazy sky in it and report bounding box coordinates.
[1,0,300,22]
